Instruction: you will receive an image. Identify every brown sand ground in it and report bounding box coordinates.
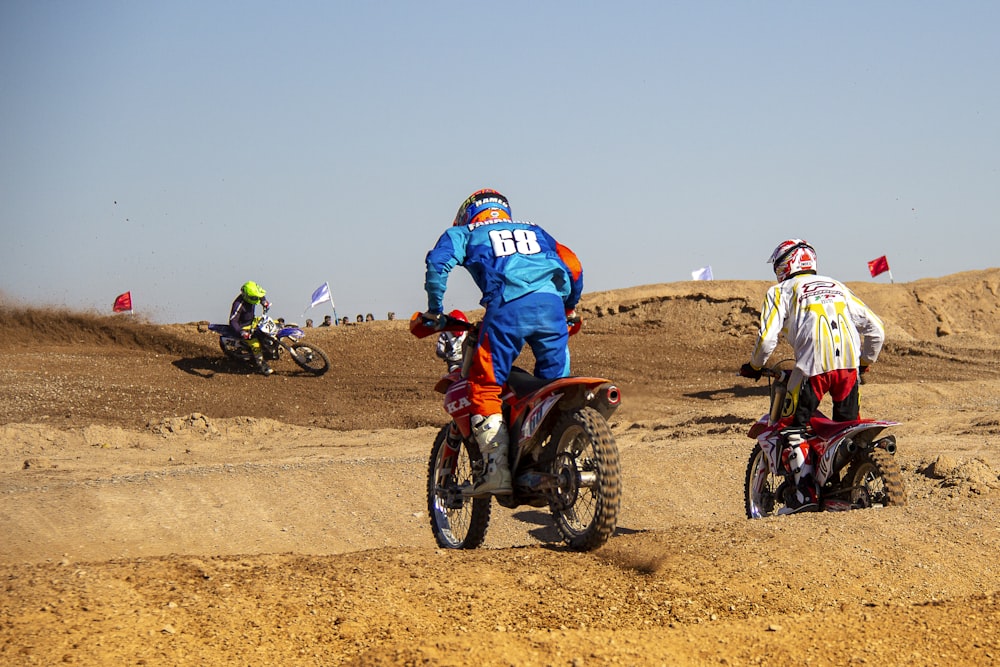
[2,268,1000,665]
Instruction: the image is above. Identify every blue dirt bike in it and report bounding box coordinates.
[208,314,330,376]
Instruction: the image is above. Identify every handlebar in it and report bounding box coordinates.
[410,311,472,339]
[411,309,582,339]
[737,362,791,382]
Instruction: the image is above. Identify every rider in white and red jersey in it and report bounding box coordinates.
[740,239,885,513]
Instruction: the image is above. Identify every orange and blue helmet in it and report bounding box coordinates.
[452,188,512,227]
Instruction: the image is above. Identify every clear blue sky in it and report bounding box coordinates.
[2,1,997,324]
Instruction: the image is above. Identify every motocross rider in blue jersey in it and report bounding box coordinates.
[425,189,583,496]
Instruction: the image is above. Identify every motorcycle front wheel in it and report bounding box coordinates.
[745,443,787,518]
[287,342,330,375]
[427,424,491,549]
[843,447,907,508]
[548,406,621,551]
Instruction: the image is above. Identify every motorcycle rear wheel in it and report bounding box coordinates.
[844,447,907,508]
[548,407,621,551]
[745,443,786,518]
[288,342,330,375]
[427,424,491,549]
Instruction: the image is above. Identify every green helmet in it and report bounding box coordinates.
[241,281,267,305]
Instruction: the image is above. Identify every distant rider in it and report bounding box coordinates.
[425,188,583,496]
[435,310,469,373]
[230,281,274,376]
[739,239,885,513]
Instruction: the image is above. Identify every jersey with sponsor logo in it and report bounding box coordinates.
[425,219,583,313]
[750,274,885,377]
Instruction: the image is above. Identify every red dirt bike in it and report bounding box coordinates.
[411,311,621,551]
[743,361,906,518]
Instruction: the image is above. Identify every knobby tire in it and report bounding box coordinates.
[745,443,786,518]
[844,447,907,508]
[288,342,330,375]
[548,406,620,551]
[426,424,491,549]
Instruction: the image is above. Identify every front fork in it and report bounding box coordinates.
[432,423,468,510]
[438,422,463,477]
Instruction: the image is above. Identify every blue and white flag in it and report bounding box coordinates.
[310,282,333,308]
[691,265,713,281]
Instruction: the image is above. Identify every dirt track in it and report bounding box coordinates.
[3,270,1000,665]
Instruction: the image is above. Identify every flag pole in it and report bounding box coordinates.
[888,270,894,284]
[327,281,339,324]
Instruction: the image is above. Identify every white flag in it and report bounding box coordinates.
[691,265,713,281]
[310,282,333,308]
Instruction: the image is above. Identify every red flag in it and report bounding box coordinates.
[113,291,132,313]
[867,255,890,278]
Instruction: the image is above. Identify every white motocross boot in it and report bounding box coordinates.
[466,414,512,497]
[778,430,818,514]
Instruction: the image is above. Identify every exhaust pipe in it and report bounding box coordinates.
[875,435,897,455]
[588,383,621,418]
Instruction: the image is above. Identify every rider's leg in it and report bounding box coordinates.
[829,370,861,421]
[247,337,273,376]
[779,371,819,513]
[465,311,518,497]
[522,292,571,380]
[778,431,817,514]
[468,412,511,496]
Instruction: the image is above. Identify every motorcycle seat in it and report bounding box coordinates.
[506,367,552,398]
[808,415,878,440]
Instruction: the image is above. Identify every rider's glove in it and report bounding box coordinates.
[739,363,763,380]
[566,308,582,336]
[241,331,252,340]
[261,299,270,311]
[424,311,446,331]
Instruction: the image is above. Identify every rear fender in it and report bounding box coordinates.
[510,378,620,454]
[809,418,899,444]
[543,377,620,420]
[814,423,898,484]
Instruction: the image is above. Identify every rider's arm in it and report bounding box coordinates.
[425,228,467,313]
[847,290,886,365]
[749,285,784,369]
[229,300,245,332]
[555,241,583,310]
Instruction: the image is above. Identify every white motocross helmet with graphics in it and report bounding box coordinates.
[768,239,817,282]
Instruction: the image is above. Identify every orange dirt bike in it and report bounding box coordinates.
[743,361,906,518]
[411,311,621,551]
